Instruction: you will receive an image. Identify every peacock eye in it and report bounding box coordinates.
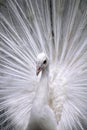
[43,60,47,64]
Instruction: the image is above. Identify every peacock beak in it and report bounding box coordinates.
[36,66,42,76]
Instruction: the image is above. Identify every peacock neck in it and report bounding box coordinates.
[34,66,49,108]
[41,66,49,81]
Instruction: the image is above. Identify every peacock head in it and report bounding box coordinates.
[36,52,48,76]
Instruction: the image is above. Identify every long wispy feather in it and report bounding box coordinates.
[0,0,87,130]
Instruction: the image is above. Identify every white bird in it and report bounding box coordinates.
[27,53,57,130]
[0,0,87,130]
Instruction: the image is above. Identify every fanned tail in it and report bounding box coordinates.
[0,0,87,130]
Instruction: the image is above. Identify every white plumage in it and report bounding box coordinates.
[27,52,57,130]
[0,0,87,130]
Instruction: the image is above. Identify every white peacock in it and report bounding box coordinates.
[0,0,87,130]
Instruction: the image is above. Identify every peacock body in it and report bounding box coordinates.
[0,0,87,130]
